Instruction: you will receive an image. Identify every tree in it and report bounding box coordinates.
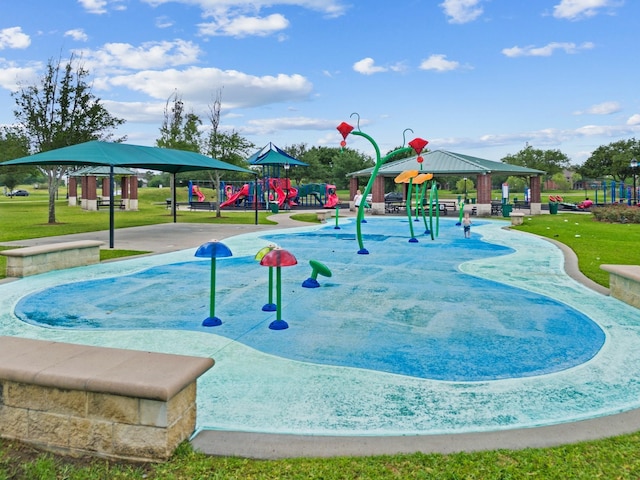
[0,126,31,194]
[202,89,254,216]
[156,91,202,153]
[502,145,571,182]
[156,91,203,213]
[577,138,640,182]
[12,55,125,223]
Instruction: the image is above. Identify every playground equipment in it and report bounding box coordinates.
[337,114,429,254]
[195,240,232,327]
[192,185,205,202]
[302,260,332,288]
[259,247,298,330]
[255,245,277,312]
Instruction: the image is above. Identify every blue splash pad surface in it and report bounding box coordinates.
[15,218,604,381]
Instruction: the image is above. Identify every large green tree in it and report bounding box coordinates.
[291,145,373,189]
[501,145,571,183]
[577,138,640,182]
[0,126,31,194]
[12,55,125,223]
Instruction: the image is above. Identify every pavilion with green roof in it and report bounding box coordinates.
[347,150,546,216]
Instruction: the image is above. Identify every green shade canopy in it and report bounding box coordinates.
[248,143,308,167]
[0,140,257,249]
[1,141,254,175]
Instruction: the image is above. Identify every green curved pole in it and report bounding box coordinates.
[419,182,429,234]
[351,130,412,254]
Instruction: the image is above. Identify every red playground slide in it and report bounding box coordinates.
[324,184,338,208]
[192,185,205,202]
[324,193,339,208]
[220,184,250,208]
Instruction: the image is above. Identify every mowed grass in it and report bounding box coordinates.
[512,212,640,287]
[2,189,640,477]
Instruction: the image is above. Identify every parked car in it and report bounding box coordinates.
[8,189,29,197]
[384,192,403,202]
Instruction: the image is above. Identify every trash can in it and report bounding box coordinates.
[502,204,513,218]
[270,202,279,214]
[471,198,476,204]
[548,202,559,214]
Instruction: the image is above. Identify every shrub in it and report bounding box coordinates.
[592,203,640,223]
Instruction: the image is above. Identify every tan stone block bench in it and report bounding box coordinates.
[316,210,331,222]
[0,336,214,462]
[0,240,103,277]
[601,265,640,309]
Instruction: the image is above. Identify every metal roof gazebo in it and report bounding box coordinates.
[348,150,546,216]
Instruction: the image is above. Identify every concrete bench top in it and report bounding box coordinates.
[0,240,104,257]
[601,264,640,282]
[0,336,214,401]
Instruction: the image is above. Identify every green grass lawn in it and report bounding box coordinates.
[512,212,640,287]
[2,189,640,477]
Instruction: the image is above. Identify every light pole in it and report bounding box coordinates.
[631,158,638,206]
[463,177,468,204]
[284,162,290,209]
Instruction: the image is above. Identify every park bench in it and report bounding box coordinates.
[97,198,125,210]
[0,336,214,462]
[0,240,103,277]
[189,201,216,211]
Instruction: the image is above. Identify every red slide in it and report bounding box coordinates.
[324,193,339,208]
[220,184,250,208]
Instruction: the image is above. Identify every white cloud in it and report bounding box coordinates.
[75,40,202,72]
[64,29,89,42]
[78,0,108,14]
[353,58,387,75]
[419,54,461,72]
[627,114,640,126]
[440,0,484,24]
[553,0,620,20]
[0,27,31,50]
[243,116,337,135]
[142,0,348,18]
[106,67,313,110]
[574,101,621,115]
[155,16,174,28]
[502,41,594,57]
[78,0,126,14]
[0,60,41,90]
[198,13,289,37]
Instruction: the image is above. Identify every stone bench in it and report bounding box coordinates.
[316,210,331,222]
[0,336,214,462]
[0,240,103,277]
[510,212,525,226]
[601,265,640,309]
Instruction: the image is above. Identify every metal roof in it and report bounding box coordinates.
[248,142,308,167]
[349,150,546,177]
[70,165,136,176]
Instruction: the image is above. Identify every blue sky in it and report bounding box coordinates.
[1,0,638,165]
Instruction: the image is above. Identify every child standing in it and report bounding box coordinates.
[462,211,472,239]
